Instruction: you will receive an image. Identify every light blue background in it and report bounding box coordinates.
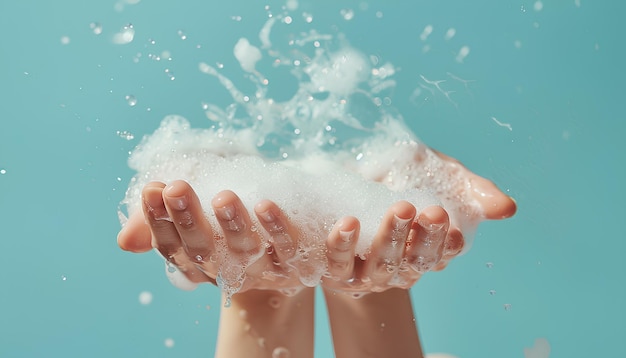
[1,1,623,357]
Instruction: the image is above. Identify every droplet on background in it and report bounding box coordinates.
[116,130,135,140]
[60,36,71,45]
[503,303,512,311]
[340,9,354,21]
[112,24,135,44]
[90,22,103,35]
[164,338,175,348]
[485,262,494,268]
[61,275,67,281]
[125,95,137,106]
[0,169,6,175]
[138,291,153,305]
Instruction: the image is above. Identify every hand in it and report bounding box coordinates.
[118,180,316,295]
[321,201,459,295]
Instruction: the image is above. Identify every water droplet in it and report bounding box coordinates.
[489,290,496,296]
[138,291,153,305]
[164,338,175,348]
[485,262,494,268]
[165,69,175,80]
[113,24,135,44]
[177,30,187,40]
[116,130,135,140]
[61,275,67,281]
[125,95,137,106]
[268,296,281,309]
[503,303,512,311]
[60,36,71,45]
[351,292,367,299]
[340,8,354,21]
[0,169,6,175]
[272,347,290,358]
[195,255,203,262]
[283,16,292,24]
[303,12,313,23]
[231,15,242,21]
[89,22,103,35]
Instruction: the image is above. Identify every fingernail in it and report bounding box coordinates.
[215,204,236,220]
[143,195,169,221]
[166,195,188,211]
[418,212,445,232]
[339,229,355,243]
[258,210,275,223]
[392,215,412,231]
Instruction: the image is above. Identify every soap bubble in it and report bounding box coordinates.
[89,22,103,35]
[138,291,153,305]
[272,347,290,358]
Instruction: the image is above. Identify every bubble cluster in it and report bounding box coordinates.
[89,22,103,35]
[122,13,489,295]
[116,130,135,140]
[124,95,137,106]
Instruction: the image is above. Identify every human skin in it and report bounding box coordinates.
[118,180,454,358]
[116,152,516,357]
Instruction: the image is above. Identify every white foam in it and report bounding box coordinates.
[234,38,262,73]
[122,16,487,294]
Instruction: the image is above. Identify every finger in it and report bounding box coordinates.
[162,180,216,263]
[325,216,360,281]
[142,182,211,284]
[405,206,449,273]
[431,228,464,272]
[254,199,299,263]
[442,227,464,260]
[363,201,416,285]
[117,211,152,253]
[142,182,181,259]
[211,190,262,254]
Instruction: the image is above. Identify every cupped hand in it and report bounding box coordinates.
[118,180,314,294]
[321,201,461,295]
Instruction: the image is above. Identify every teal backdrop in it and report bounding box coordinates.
[0,1,623,357]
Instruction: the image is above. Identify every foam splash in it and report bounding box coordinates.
[121,9,485,294]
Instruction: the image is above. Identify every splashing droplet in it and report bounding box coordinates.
[89,22,103,35]
[125,95,137,106]
[116,130,135,140]
[340,9,355,21]
[113,24,135,44]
